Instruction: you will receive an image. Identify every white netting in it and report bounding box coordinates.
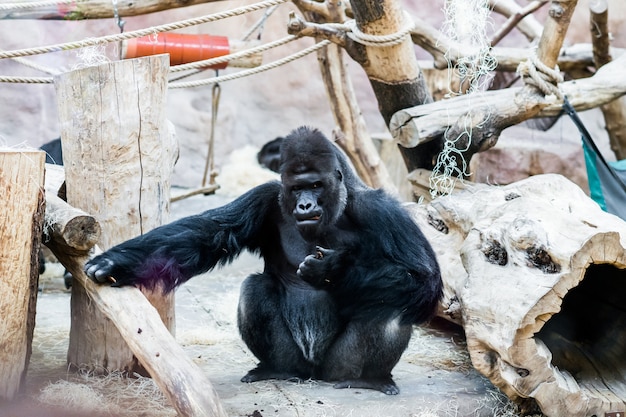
[430,0,497,198]
[71,40,110,70]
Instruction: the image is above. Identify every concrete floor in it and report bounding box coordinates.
[2,191,523,417]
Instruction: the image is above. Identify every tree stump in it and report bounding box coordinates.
[407,174,626,417]
[54,55,178,373]
[0,150,45,399]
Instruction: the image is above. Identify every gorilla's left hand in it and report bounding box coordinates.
[297,246,339,287]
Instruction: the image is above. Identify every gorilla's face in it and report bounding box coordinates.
[281,168,346,239]
[278,128,347,240]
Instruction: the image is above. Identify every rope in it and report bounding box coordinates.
[0,75,53,83]
[5,54,61,74]
[241,3,279,41]
[0,38,326,86]
[169,40,330,89]
[0,0,287,59]
[517,54,564,99]
[170,35,298,73]
[338,11,414,47]
[0,0,82,11]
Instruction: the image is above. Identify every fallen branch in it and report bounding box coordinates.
[391,43,626,154]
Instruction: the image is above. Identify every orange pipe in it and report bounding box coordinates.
[123,34,230,69]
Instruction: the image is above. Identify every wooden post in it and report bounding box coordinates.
[0,150,45,399]
[54,55,178,374]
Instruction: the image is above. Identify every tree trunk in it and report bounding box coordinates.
[347,0,437,172]
[54,55,178,374]
[0,150,45,399]
[407,174,626,417]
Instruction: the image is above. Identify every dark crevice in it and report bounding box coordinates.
[536,264,626,400]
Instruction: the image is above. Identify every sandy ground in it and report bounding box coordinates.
[1,191,526,417]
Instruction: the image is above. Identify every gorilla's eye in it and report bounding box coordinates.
[312,181,323,189]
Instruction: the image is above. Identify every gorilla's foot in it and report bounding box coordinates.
[333,377,400,395]
[240,365,303,383]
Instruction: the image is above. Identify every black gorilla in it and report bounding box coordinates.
[40,137,64,165]
[85,126,442,395]
[256,136,284,172]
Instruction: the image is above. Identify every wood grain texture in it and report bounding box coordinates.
[54,55,177,373]
[407,174,626,417]
[0,150,45,399]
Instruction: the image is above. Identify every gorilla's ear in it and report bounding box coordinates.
[335,169,343,182]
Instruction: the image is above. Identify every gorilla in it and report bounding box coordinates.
[256,136,284,172]
[85,126,442,395]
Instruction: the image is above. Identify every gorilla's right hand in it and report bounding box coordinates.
[84,251,139,287]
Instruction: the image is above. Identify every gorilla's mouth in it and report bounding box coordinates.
[296,215,321,226]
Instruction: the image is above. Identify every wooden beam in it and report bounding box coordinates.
[391,50,626,150]
[50,56,227,416]
[0,0,227,20]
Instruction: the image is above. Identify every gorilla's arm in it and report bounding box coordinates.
[347,189,442,324]
[85,181,282,291]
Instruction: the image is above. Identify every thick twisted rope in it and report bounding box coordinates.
[338,11,414,47]
[0,75,53,83]
[517,54,564,99]
[0,0,81,11]
[0,36,320,88]
[0,0,287,59]
[0,39,330,86]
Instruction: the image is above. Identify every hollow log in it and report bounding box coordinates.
[54,55,178,374]
[0,150,45,400]
[407,174,626,417]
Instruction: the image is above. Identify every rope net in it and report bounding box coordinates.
[430,0,497,198]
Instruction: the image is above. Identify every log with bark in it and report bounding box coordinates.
[407,173,626,417]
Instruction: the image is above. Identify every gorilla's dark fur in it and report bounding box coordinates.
[85,126,442,395]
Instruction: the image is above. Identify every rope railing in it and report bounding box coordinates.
[0,0,85,11]
[0,0,287,60]
[169,40,330,89]
[170,35,298,73]
[0,39,330,87]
